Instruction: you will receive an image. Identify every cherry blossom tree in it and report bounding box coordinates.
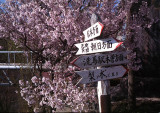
[0,0,158,112]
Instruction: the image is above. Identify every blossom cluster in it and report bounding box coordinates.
[19,75,97,112]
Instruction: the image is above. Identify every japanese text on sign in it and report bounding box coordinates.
[83,53,125,66]
[81,40,112,53]
[71,51,129,69]
[76,65,127,84]
[83,22,104,41]
[88,70,119,82]
[87,25,98,39]
[75,38,123,55]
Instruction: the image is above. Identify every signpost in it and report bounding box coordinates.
[71,51,129,69]
[71,13,128,113]
[83,22,104,41]
[76,65,127,84]
[75,38,123,55]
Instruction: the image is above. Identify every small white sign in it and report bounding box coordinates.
[75,38,123,55]
[83,22,104,41]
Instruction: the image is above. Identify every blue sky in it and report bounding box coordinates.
[0,0,5,3]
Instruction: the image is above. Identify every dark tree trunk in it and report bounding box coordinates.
[128,69,136,110]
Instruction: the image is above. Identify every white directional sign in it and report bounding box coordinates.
[71,51,129,69]
[75,37,123,55]
[76,65,127,84]
[83,22,104,41]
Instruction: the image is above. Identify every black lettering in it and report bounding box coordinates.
[97,70,106,79]
[110,54,115,63]
[112,72,115,76]
[95,25,98,34]
[107,40,112,48]
[115,54,119,62]
[81,44,85,53]
[102,42,107,49]
[98,56,105,64]
[86,57,92,65]
[91,43,97,51]
[93,26,95,35]
[88,71,95,82]
[119,54,124,61]
[105,55,110,63]
[83,58,86,66]
[97,42,101,49]
[92,56,98,65]
[90,28,93,37]
[87,30,90,38]
[116,72,118,76]
[85,43,89,53]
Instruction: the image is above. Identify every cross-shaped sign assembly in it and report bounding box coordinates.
[71,22,128,84]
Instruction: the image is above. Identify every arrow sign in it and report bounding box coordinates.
[75,38,123,55]
[83,22,104,41]
[76,65,127,84]
[71,51,129,69]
